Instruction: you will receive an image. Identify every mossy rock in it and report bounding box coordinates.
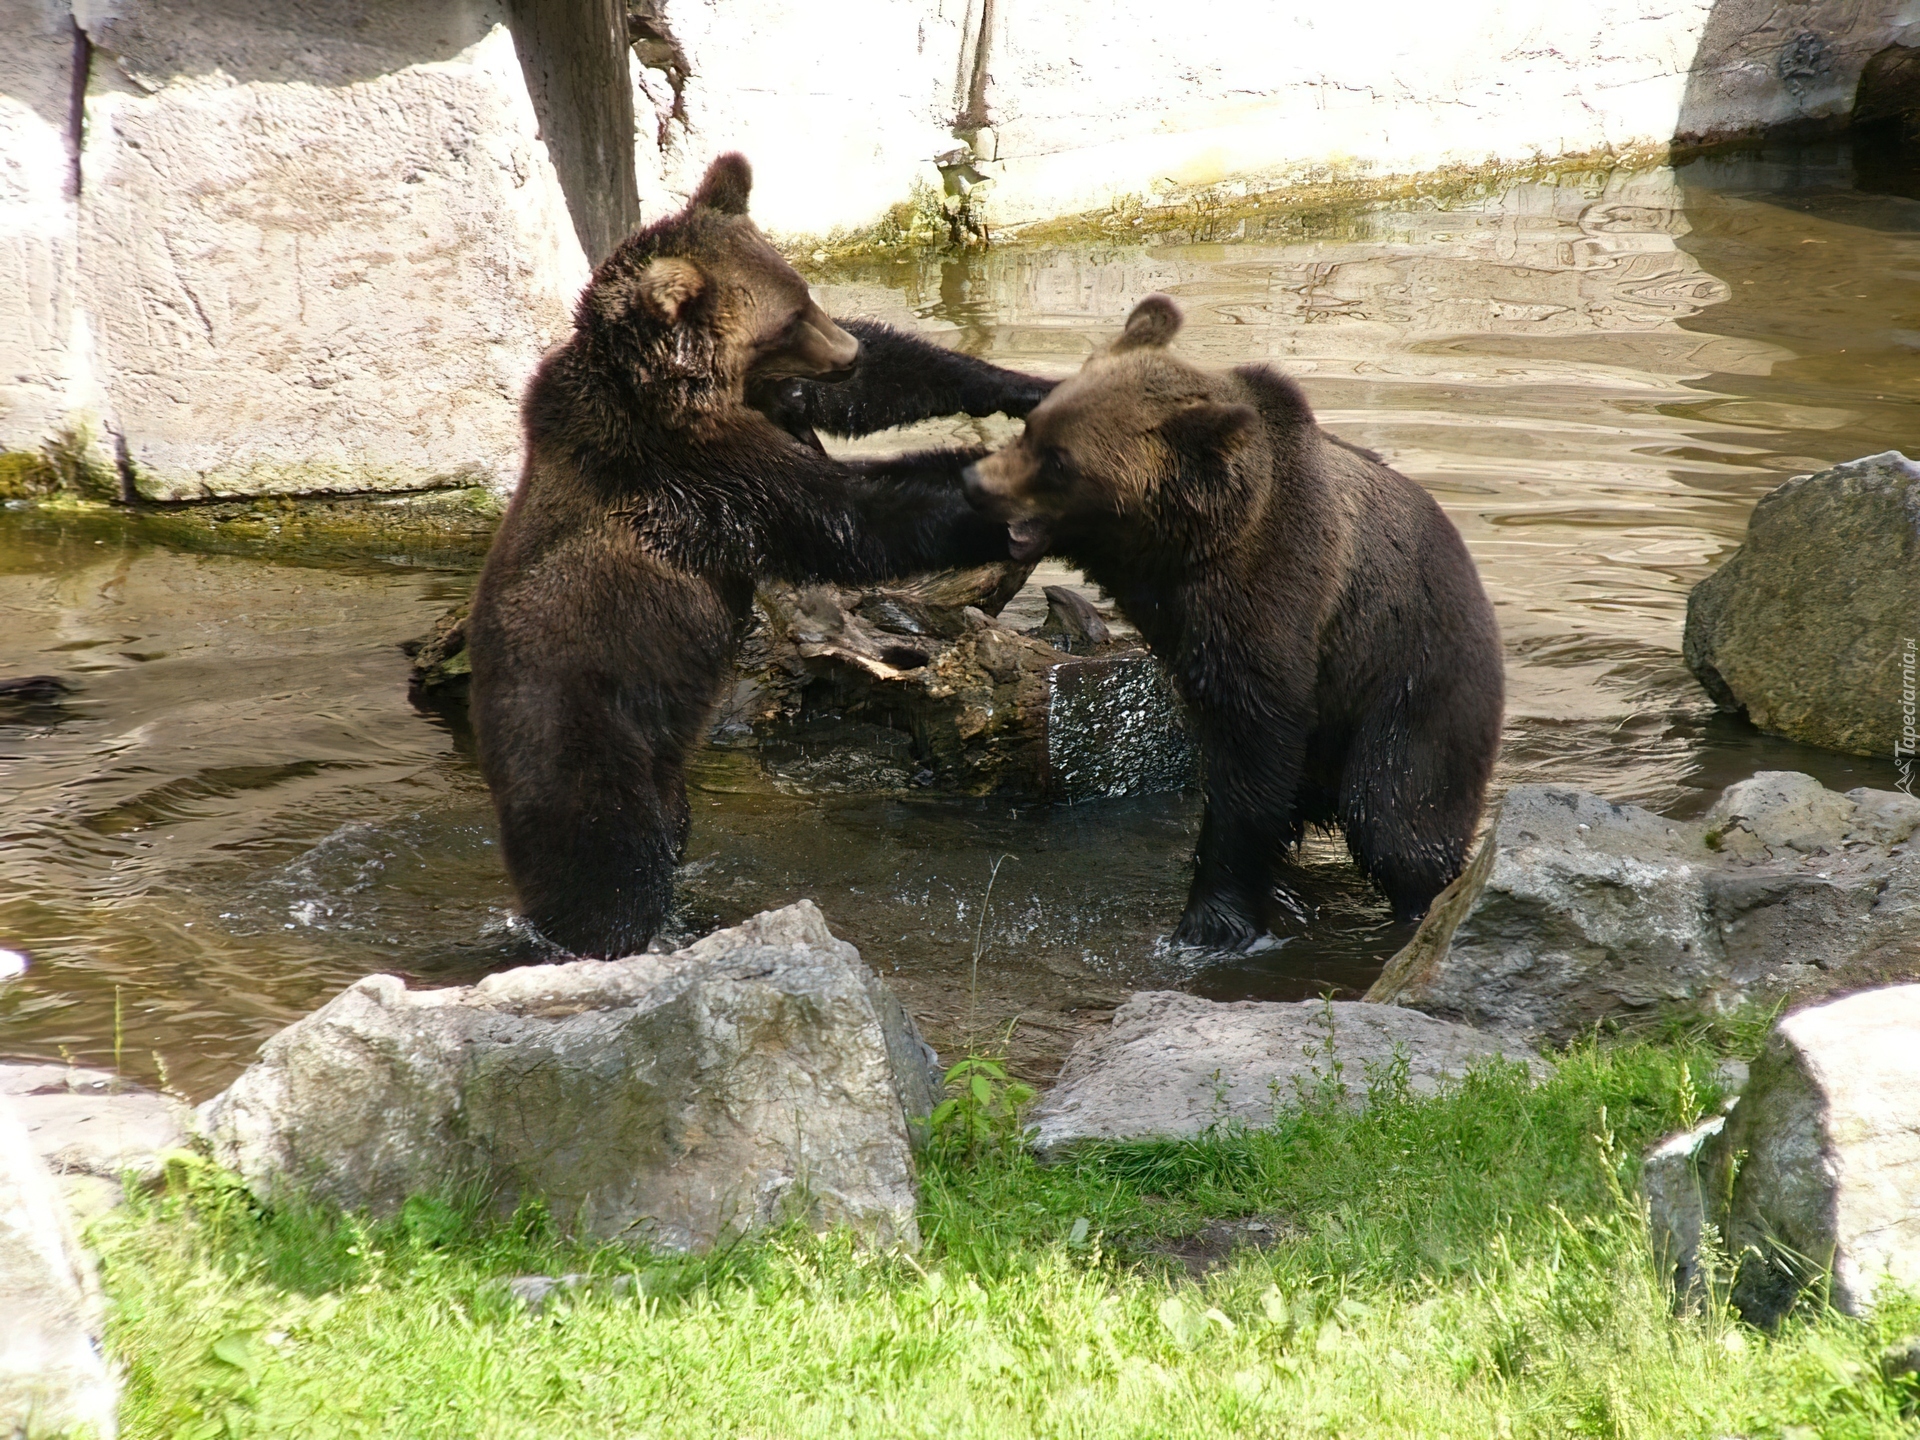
[1684,452,1920,757]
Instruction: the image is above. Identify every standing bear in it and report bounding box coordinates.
[467,154,1053,958]
[963,295,1504,949]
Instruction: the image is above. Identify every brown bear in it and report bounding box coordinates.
[466,154,1054,958]
[962,294,1503,949]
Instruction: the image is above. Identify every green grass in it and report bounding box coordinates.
[94,1040,1920,1439]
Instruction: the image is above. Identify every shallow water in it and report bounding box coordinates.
[2,142,1915,1094]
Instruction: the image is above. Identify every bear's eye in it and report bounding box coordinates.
[761,311,804,350]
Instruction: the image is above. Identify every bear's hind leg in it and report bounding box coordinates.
[496,743,684,958]
[1337,682,1497,921]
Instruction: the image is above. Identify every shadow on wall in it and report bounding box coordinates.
[501,0,639,264]
[1852,41,1920,196]
[78,0,638,265]
[1673,0,1920,146]
[78,0,495,88]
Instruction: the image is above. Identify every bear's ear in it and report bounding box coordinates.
[636,256,705,323]
[1110,294,1183,354]
[1157,400,1257,461]
[690,152,753,215]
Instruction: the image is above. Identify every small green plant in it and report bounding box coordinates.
[1292,993,1349,1109]
[1673,1056,1701,1130]
[928,1052,1035,1156]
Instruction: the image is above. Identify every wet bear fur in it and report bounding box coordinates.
[467,154,1053,957]
[963,294,1503,948]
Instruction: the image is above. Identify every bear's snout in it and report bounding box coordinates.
[961,461,1014,517]
[961,450,1027,508]
[794,305,861,377]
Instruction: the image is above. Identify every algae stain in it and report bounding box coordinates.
[0,426,120,503]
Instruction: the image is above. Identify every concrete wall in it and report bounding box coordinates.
[638,0,1920,235]
[0,0,83,451]
[4,0,589,500]
[2,0,1916,498]
[79,14,588,500]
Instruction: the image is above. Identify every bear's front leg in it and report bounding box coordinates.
[1171,804,1279,950]
[749,320,1055,439]
[1167,699,1313,950]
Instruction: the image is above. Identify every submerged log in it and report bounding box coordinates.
[406,562,1197,799]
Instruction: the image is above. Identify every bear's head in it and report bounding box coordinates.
[962,295,1262,563]
[582,153,859,416]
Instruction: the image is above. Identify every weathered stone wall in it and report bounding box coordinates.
[3,0,1915,497]
[74,2,587,501]
[631,0,1920,235]
[0,0,83,454]
[2,0,589,500]
[630,0,966,238]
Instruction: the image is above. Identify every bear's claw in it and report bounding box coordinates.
[1170,901,1265,952]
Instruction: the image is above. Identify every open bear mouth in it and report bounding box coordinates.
[1007,519,1050,563]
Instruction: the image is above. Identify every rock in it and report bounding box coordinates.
[501,1274,574,1312]
[1027,991,1543,1156]
[0,1090,118,1439]
[1032,585,1111,653]
[1684,452,1920,758]
[495,1270,636,1312]
[1642,1113,1732,1309]
[1713,1057,1750,1099]
[75,15,587,500]
[199,901,938,1252]
[0,1064,189,1214]
[1725,986,1920,1324]
[1880,1333,1920,1383]
[1366,773,1920,1043]
[1644,986,1920,1326]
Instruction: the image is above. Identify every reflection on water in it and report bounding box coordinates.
[2,144,1915,1092]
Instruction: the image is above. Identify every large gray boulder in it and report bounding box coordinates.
[0,1093,117,1439]
[199,901,938,1252]
[1027,991,1543,1155]
[1685,452,1920,758]
[1644,985,1920,1326]
[1366,773,1920,1043]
